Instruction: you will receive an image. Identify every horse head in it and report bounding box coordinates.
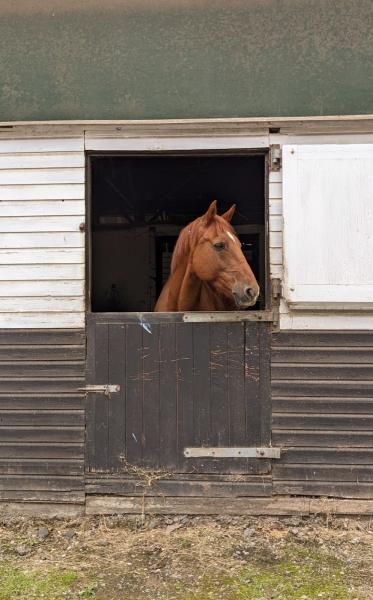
[187,200,259,309]
[155,200,260,311]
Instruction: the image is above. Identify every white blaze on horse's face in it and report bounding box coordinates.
[224,231,260,308]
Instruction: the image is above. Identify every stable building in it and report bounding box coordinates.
[0,0,372,517]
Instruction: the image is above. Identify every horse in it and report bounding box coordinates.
[154,200,260,311]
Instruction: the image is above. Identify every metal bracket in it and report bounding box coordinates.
[269,144,281,171]
[184,447,281,459]
[271,277,282,332]
[78,384,120,397]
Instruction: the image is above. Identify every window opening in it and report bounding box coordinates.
[90,154,266,312]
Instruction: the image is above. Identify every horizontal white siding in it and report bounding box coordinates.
[0,137,85,328]
[0,297,84,312]
[0,281,84,296]
[0,169,84,185]
[0,201,85,217]
[0,249,84,264]
[0,264,84,280]
[0,232,83,248]
[0,153,84,169]
[0,184,85,200]
[0,216,84,232]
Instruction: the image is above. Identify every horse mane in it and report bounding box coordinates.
[170,214,235,274]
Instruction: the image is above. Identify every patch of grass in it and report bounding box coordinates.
[78,582,99,597]
[173,544,355,600]
[0,564,77,600]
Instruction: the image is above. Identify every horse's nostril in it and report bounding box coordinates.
[245,287,255,300]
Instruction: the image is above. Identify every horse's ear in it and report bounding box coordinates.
[202,200,217,225]
[221,204,236,223]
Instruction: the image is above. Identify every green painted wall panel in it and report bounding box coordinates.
[0,0,373,121]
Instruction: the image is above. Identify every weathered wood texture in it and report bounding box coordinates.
[272,331,373,499]
[0,137,85,328]
[0,329,85,505]
[282,145,373,310]
[86,495,373,517]
[86,315,271,476]
[85,475,272,498]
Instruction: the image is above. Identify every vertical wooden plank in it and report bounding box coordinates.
[210,323,229,446]
[259,323,272,448]
[227,322,246,445]
[125,324,143,465]
[176,323,194,472]
[246,321,271,475]
[214,321,250,474]
[91,322,109,472]
[108,324,126,471]
[245,322,261,447]
[159,323,178,469]
[85,317,96,472]
[193,323,211,446]
[142,324,160,469]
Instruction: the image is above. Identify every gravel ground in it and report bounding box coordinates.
[0,514,373,599]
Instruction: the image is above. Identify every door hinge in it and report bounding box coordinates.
[269,144,281,171]
[78,384,120,397]
[271,277,282,332]
[184,447,281,459]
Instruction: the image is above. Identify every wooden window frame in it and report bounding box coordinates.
[85,135,272,323]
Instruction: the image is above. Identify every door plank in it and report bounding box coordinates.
[210,323,229,447]
[142,324,160,469]
[245,322,261,447]
[176,323,194,472]
[125,324,143,465]
[228,322,246,445]
[91,323,109,472]
[192,323,211,447]
[159,324,177,469]
[108,324,126,472]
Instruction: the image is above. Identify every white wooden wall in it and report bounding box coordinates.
[1,128,372,330]
[0,137,85,328]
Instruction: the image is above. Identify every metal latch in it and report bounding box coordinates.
[184,447,281,459]
[78,384,120,397]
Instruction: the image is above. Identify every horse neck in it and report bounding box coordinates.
[175,258,201,311]
[176,258,231,311]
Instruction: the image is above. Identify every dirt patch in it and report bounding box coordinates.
[0,514,373,599]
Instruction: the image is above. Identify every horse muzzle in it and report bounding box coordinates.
[232,283,260,308]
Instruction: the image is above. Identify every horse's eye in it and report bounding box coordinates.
[214,241,226,251]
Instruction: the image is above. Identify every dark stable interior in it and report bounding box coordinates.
[90,154,266,312]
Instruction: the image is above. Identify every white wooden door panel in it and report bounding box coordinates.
[283,144,373,309]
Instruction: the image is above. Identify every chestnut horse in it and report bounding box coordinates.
[155,200,260,311]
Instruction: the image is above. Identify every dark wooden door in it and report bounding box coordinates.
[86,313,271,475]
